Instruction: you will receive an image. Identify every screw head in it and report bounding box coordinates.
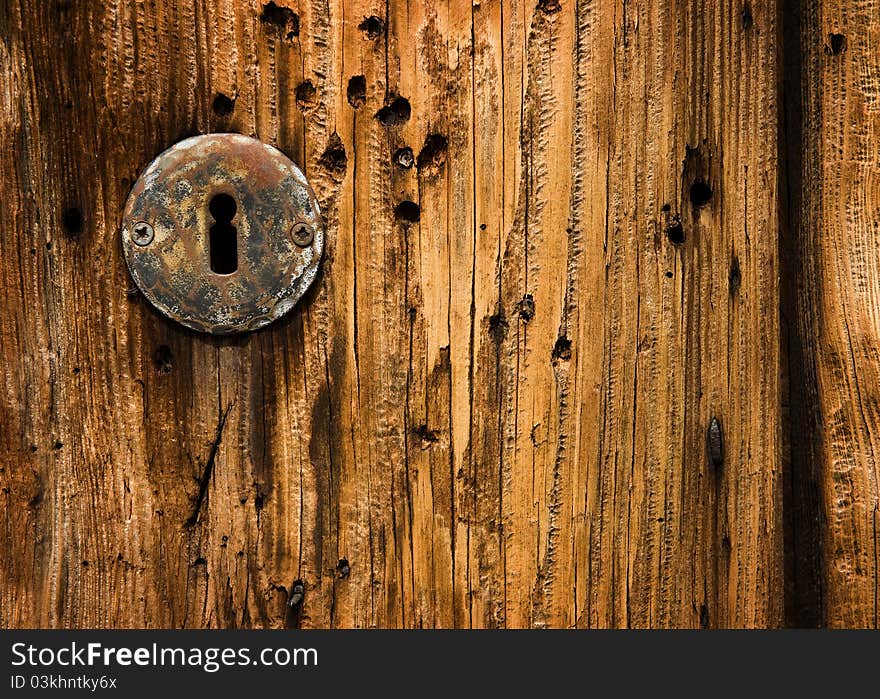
[131,221,154,246]
[290,222,314,247]
[394,146,414,169]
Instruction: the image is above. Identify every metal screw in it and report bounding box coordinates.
[394,146,414,169]
[131,221,154,246]
[290,222,314,247]
[288,580,305,608]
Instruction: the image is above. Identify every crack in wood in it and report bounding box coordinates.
[186,402,234,527]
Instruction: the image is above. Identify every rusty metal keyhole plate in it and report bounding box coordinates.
[122,133,324,334]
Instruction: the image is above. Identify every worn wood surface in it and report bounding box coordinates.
[786,0,880,628]
[0,0,868,628]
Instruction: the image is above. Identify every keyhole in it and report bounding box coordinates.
[209,193,238,274]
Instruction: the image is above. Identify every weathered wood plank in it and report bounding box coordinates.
[0,0,784,628]
[790,0,880,628]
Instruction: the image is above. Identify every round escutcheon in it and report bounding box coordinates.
[121,133,324,334]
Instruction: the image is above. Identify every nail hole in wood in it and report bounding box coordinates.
[212,93,234,116]
[552,336,572,361]
[729,256,741,295]
[295,80,317,111]
[376,96,411,126]
[415,425,440,444]
[347,75,366,108]
[319,133,347,177]
[62,207,83,236]
[825,33,846,55]
[417,133,448,173]
[666,219,685,244]
[358,15,385,39]
[259,1,299,39]
[689,179,713,208]
[394,200,420,223]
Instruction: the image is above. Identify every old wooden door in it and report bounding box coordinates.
[0,0,875,628]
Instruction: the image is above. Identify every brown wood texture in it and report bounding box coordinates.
[0,0,865,629]
[786,0,880,628]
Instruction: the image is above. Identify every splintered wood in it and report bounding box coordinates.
[0,0,870,628]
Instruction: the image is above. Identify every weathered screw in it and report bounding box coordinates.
[337,558,350,579]
[131,221,154,246]
[288,580,305,607]
[290,222,314,247]
[394,146,414,169]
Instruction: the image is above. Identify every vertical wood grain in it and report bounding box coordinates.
[0,0,785,628]
[791,0,880,628]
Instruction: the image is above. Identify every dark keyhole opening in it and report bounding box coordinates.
[209,193,238,274]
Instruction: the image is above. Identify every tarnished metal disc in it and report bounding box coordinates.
[122,133,324,334]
